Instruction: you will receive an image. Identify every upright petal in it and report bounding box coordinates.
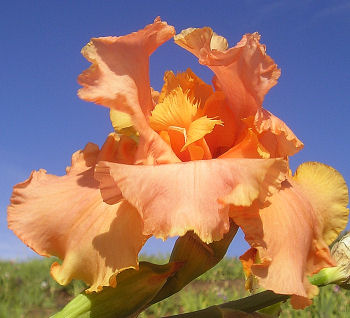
[252,109,304,157]
[95,158,287,243]
[203,91,238,157]
[78,17,175,120]
[78,17,179,164]
[8,141,147,292]
[175,28,280,117]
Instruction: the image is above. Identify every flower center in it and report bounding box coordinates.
[149,86,222,161]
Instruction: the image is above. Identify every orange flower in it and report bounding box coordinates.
[79,18,289,245]
[8,135,148,292]
[171,26,348,307]
[8,18,349,308]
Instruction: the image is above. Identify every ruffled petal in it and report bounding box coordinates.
[95,158,287,243]
[232,181,332,308]
[175,28,280,117]
[220,128,270,159]
[294,162,349,245]
[232,162,349,309]
[95,134,137,204]
[8,141,147,292]
[78,17,174,120]
[78,17,179,165]
[252,109,304,157]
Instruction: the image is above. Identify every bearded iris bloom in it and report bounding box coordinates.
[8,18,348,309]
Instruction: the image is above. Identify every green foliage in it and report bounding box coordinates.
[280,285,350,318]
[1,257,350,318]
[0,258,86,318]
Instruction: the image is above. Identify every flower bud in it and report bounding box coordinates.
[331,232,350,288]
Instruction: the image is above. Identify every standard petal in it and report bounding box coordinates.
[78,17,174,120]
[95,158,287,243]
[78,17,179,164]
[175,28,280,117]
[8,142,147,292]
[232,173,345,309]
[203,91,238,157]
[252,109,304,157]
[219,128,270,159]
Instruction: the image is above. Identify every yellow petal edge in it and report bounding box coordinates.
[294,162,349,245]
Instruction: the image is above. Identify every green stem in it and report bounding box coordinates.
[309,267,346,286]
[163,291,288,318]
[162,266,347,318]
[50,294,91,318]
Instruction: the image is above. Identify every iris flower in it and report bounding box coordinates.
[8,18,348,308]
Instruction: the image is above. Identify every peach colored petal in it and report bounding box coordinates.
[95,134,137,204]
[8,142,147,292]
[167,128,192,162]
[189,138,212,160]
[135,129,181,165]
[97,133,137,164]
[219,128,270,159]
[157,128,211,162]
[95,158,287,243]
[252,109,304,157]
[78,17,174,120]
[175,28,280,117]
[203,91,238,157]
[78,17,179,165]
[231,177,338,309]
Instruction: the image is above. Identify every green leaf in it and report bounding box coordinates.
[52,222,239,318]
[161,291,287,318]
[51,261,183,318]
[150,221,239,304]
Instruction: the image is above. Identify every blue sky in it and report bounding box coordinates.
[1,0,349,260]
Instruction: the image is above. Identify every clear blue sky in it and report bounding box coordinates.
[1,0,349,260]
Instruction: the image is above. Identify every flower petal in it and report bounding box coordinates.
[294,162,349,245]
[220,128,270,159]
[252,109,304,157]
[158,68,213,108]
[203,91,238,157]
[232,168,346,309]
[95,158,287,243]
[110,109,137,138]
[175,28,280,117]
[184,116,222,150]
[78,17,174,120]
[8,141,147,292]
[149,87,198,132]
[78,17,179,165]
[149,87,220,159]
